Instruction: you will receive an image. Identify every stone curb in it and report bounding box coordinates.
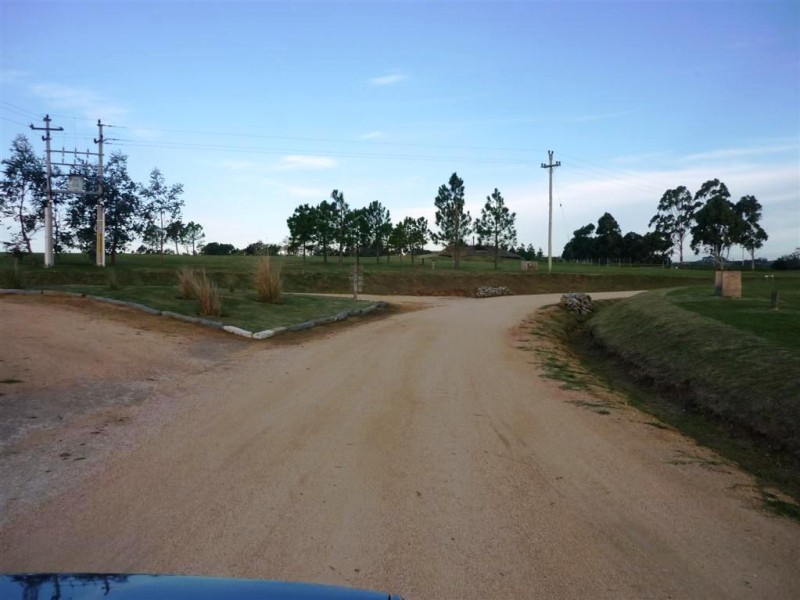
[0,289,388,341]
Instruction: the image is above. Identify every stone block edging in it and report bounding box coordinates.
[0,289,387,340]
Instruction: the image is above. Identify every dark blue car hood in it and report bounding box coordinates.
[0,574,403,600]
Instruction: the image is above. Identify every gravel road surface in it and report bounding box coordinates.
[1,292,798,599]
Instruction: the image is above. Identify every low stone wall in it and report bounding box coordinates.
[559,293,593,314]
[475,286,513,298]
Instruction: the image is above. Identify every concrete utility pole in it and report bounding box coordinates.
[94,120,105,266]
[30,115,63,268]
[540,150,561,273]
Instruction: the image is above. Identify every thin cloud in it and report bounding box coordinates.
[29,82,127,120]
[560,109,639,123]
[276,155,336,171]
[369,73,408,86]
[221,159,257,171]
[611,151,671,165]
[0,68,28,83]
[682,144,798,162]
[360,131,383,140]
[259,178,328,200]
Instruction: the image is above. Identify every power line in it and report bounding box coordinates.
[558,150,668,191]
[0,115,30,127]
[110,137,537,166]
[109,122,546,155]
[0,100,41,119]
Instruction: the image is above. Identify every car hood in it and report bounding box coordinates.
[0,574,403,600]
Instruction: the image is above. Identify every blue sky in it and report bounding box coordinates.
[1,1,798,259]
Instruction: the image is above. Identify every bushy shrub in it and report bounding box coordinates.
[772,251,800,271]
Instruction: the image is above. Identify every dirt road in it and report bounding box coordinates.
[1,293,798,598]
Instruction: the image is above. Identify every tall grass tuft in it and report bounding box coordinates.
[176,266,198,299]
[195,269,222,316]
[254,256,282,304]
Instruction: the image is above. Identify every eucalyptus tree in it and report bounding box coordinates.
[141,167,184,257]
[690,179,742,269]
[183,221,205,255]
[66,152,143,264]
[649,185,700,264]
[0,134,47,254]
[735,195,768,270]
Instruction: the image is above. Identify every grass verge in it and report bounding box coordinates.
[40,285,371,332]
[534,295,800,519]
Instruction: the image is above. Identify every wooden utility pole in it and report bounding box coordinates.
[30,115,63,267]
[540,150,561,273]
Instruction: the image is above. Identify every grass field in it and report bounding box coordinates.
[0,251,761,297]
[667,276,799,350]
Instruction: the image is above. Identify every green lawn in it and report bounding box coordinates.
[45,284,370,332]
[666,275,800,351]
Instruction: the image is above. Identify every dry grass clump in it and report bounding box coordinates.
[254,256,282,303]
[194,269,223,316]
[177,266,222,316]
[176,266,198,299]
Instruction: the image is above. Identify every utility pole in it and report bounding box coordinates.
[94,120,105,266]
[540,150,561,273]
[30,115,63,267]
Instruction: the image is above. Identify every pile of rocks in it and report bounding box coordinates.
[476,286,513,298]
[560,293,593,314]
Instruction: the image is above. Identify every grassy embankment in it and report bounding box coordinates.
[0,251,780,331]
[3,251,721,295]
[563,274,800,516]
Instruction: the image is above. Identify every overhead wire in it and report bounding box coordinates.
[1,104,673,195]
[110,136,536,166]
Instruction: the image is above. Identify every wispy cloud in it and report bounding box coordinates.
[360,131,383,140]
[0,68,28,84]
[29,82,127,120]
[611,151,671,165]
[276,155,336,171]
[560,109,639,123]
[369,73,408,86]
[221,159,257,171]
[681,143,798,162]
[257,179,328,200]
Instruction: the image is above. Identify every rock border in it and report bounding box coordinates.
[0,289,387,340]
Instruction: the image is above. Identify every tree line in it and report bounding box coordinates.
[0,134,205,263]
[286,172,521,269]
[563,178,768,269]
